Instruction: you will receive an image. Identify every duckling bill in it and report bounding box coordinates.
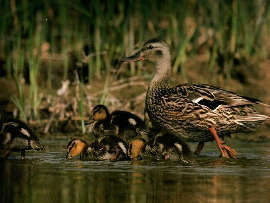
[122,39,270,159]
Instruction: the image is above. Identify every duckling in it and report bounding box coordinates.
[66,136,129,161]
[87,104,114,138]
[0,119,44,159]
[99,135,129,161]
[121,39,270,159]
[87,104,144,142]
[129,127,191,162]
[111,110,145,141]
[66,138,106,160]
[145,133,192,162]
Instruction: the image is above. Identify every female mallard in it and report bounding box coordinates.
[66,136,129,161]
[121,39,269,158]
[0,119,44,159]
[87,104,144,142]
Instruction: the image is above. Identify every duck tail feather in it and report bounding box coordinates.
[257,101,270,108]
[242,96,270,108]
[235,114,269,122]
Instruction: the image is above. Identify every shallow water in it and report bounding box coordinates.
[1,137,270,203]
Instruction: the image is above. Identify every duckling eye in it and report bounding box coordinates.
[148,45,154,49]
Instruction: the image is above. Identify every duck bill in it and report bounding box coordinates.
[121,51,144,62]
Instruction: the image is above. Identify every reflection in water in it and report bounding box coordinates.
[1,140,270,203]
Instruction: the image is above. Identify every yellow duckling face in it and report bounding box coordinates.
[129,139,145,160]
[66,139,87,159]
[91,105,110,122]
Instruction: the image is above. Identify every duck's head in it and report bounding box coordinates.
[121,39,170,64]
[66,139,87,159]
[90,105,110,122]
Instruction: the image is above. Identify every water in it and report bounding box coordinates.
[1,137,270,203]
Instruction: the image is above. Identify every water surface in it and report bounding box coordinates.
[1,137,270,203]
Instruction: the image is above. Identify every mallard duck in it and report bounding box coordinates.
[87,104,144,142]
[0,119,44,159]
[66,136,129,161]
[121,39,269,158]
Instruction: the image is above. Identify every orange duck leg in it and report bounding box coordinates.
[209,126,237,158]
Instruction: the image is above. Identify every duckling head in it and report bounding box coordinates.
[66,139,87,159]
[20,130,45,151]
[129,139,145,160]
[121,39,170,65]
[28,138,45,151]
[91,105,110,122]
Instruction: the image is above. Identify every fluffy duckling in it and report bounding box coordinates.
[0,119,44,160]
[66,136,129,161]
[87,104,114,138]
[144,133,192,162]
[66,138,106,160]
[87,104,144,142]
[99,135,129,160]
[129,127,191,162]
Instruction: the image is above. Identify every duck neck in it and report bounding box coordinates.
[149,55,171,90]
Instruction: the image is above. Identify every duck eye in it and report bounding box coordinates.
[155,50,163,56]
[148,45,154,49]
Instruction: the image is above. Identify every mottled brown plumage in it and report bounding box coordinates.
[121,39,269,158]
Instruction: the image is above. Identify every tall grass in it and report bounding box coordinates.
[1,0,270,120]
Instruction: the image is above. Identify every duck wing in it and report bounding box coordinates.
[176,84,266,108]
